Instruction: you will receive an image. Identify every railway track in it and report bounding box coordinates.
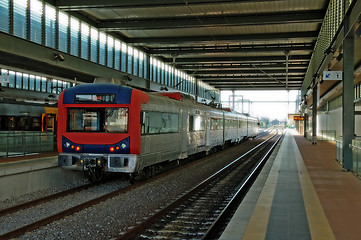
[0,183,94,218]
[0,131,275,239]
[117,132,283,240]
[0,179,131,239]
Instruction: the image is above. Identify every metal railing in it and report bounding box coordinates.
[350,138,361,176]
[336,136,343,164]
[0,131,54,158]
[337,137,361,175]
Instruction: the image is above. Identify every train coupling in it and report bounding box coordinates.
[81,157,105,168]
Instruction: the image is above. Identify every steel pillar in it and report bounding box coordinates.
[312,84,317,144]
[304,113,308,138]
[342,13,355,171]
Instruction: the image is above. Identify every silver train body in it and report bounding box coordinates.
[59,90,259,177]
[137,94,258,172]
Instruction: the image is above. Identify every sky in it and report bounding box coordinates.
[220,90,301,121]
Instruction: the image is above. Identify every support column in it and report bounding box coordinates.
[232,90,235,109]
[312,84,318,144]
[195,78,199,103]
[342,14,355,171]
[146,55,151,91]
[304,113,307,138]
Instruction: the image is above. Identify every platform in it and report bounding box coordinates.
[0,152,83,201]
[220,129,361,240]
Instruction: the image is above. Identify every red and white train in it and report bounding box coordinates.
[57,83,259,181]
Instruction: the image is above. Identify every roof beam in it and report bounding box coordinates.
[204,80,303,84]
[168,55,311,64]
[212,81,301,85]
[98,11,324,30]
[200,75,305,80]
[215,85,301,90]
[210,82,302,86]
[178,63,309,71]
[150,43,314,55]
[127,31,318,45]
[192,69,306,75]
[57,0,281,10]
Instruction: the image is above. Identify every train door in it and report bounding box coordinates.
[205,112,210,149]
[246,117,249,137]
[180,109,188,159]
[42,107,58,135]
[42,113,57,132]
[222,112,225,144]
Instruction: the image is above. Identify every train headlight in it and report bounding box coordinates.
[121,143,127,149]
[64,142,70,148]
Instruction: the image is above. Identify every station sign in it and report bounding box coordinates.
[323,71,342,81]
[294,116,304,121]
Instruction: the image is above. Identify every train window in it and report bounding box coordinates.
[232,120,238,128]
[225,119,230,129]
[67,107,128,133]
[141,111,179,134]
[19,116,30,130]
[225,119,238,129]
[210,118,223,130]
[32,117,41,131]
[105,108,128,133]
[239,119,246,128]
[189,115,205,131]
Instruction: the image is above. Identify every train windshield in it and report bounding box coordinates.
[67,108,128,133]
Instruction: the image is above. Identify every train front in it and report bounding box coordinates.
[57,84,149,181]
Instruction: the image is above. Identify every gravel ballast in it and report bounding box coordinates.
[7,138,265,240]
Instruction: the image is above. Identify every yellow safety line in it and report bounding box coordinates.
[242,142,283,240]
[292,134,335,240]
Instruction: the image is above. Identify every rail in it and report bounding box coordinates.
[117,132,282,240]
[0,132,277,239]
[202,132,282,239]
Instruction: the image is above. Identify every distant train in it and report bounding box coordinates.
[0,102,57,132]
[57,84,259,181]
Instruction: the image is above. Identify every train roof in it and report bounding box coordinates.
[62,84,257,120]
[62,84,134,104]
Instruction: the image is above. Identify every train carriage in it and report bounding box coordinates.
[57,84,258,181]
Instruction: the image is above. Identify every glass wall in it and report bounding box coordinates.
[0,0,218,101]
[30,0,42,44]
[44,4,56,48]
[70,17,79,56]
[0,67,72,93]
[0,0,9,33]
[13,0,27,39]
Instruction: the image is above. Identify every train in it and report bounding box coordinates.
[57,83,259,181]
[0,102,57,132]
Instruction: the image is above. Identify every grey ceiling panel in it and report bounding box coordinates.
[56,0,329,90]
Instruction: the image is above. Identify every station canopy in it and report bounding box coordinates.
[55,0,329,90]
